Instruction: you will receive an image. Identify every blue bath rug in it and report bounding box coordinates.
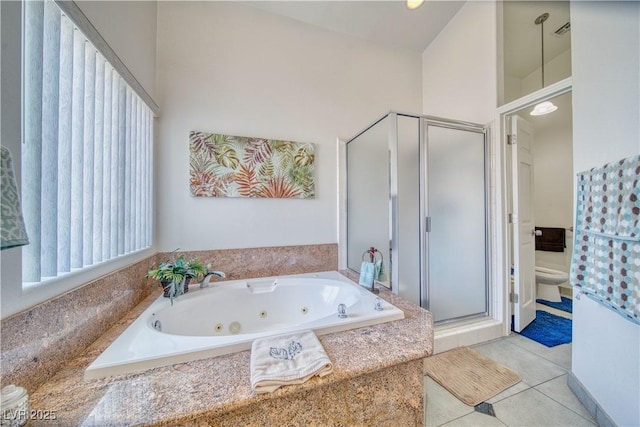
[518,310,572,347]
[536,296,573,313]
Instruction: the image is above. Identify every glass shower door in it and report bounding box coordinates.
[346,116,391,286]
[424,123,488,322]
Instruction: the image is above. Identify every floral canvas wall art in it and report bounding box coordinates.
[189,131,315,199]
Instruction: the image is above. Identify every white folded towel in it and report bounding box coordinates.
[250,330,333,394]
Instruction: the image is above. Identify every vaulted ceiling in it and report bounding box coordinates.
[246,1,571,80]
[246,1,465,52]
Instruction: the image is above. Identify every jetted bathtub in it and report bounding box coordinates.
[85,271,404,379]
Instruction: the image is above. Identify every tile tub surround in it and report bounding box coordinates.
[0,255,159,395]
[26,284,433,425]
[0,244,336,397]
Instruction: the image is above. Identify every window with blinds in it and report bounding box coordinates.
[22,0,153,284]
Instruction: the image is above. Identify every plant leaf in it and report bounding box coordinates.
[234,164,263,197]
[243,138,272,167]
[257,159,275,180]
[189,131,217,159]
[294,144,315,167]
[270,139,296,154]
[215,145,240,170]
[257,175,302,199]
[287,164,314,198]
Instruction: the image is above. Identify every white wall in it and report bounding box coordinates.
[520,49,571,99]
[75,1,157,99]
[422,1,497,124]
[155,2,422,251]
[571,2,640,426]
[503,48,572,105]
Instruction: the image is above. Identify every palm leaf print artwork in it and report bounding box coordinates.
[189,131,315,199]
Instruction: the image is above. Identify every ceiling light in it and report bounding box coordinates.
[406,0,424,10]
[530,13,558,116]
[530,101,558,116]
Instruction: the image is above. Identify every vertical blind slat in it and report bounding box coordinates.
[123,87,131,254]
[140,108,145,247]
[82,45,95,266]
[140,105,147,246]
[110,72,120,256]
[102,64,112,260]
[22,1,153,284]
[117,78,126,256]
[130,96,135,251]
[145,109,149,244]
[93,55,104,263]
[134,100,142,248]
[130,90,135,253]
[57,13,74,273]
[41,0,60,278]
[70,28,85,269]
[131,97,140,248]
[148,111,154,246]
[22,0,44,282]
[129,95,136,253]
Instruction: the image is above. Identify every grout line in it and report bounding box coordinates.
[533,376,598,425]
[491,384,533,403]
[505,332,572,372]
[487,336,568,373]
[505,336,572,372]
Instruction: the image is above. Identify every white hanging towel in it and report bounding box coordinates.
[250,330,333,393]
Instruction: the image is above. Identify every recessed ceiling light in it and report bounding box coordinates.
[407,0,424,10]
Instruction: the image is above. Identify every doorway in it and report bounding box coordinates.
[423,121,488,323]
[502,84,573,332]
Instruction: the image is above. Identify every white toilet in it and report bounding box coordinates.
[535,266,569,302]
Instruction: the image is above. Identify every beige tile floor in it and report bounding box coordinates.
[425,301,597,426]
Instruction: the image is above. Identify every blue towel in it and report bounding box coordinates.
[375,259,386,282]
[359,261,375,286]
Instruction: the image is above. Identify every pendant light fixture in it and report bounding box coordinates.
[530,12,558,116]
[406,0,424,10]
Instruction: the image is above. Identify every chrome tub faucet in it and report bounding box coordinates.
[200,270,226,288]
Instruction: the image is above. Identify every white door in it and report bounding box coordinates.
[511,115,536,332]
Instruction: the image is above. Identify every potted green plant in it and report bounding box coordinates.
[184,257,208,284]
[146,254,208,302]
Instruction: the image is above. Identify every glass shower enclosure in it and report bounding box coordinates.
[346,112,489,324]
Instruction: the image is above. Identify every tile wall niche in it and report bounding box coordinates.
[0,244,337,394]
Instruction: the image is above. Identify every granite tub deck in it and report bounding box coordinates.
[28,278,434,426]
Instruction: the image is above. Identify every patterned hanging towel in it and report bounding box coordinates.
[1,146,29,250]
[570,154,640,324]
